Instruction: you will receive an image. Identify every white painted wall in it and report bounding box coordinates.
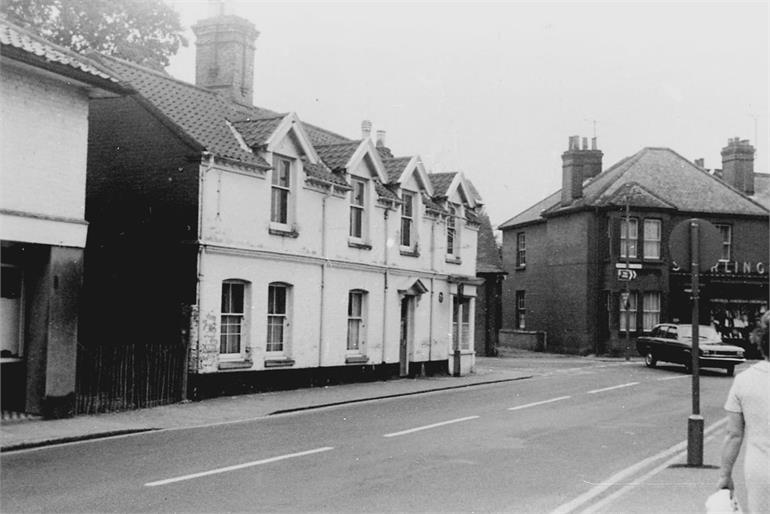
[0,64,90,226]
[195,128,479,373]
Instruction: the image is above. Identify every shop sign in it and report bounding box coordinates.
[671,260,766,274]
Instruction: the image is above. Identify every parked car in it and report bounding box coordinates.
[636,324,745,376]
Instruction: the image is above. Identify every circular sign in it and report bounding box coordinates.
[668,218,722,272]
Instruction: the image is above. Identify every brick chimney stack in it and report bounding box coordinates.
[192,11,259,106]
[561,135,603,206]
[721,138,755,195]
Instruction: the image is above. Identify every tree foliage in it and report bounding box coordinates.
[1,0,187,69]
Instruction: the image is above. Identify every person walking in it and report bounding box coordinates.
[717,312,770,513]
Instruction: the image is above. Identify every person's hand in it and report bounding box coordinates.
[716,475,734,491]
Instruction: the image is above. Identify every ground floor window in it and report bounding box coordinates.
[452,296,472,350]
[642,292,661,331]
[619,291,638,333]
[347,290,366,352]
[267,283,290,353]
[515,290,526,329]
[220,280,247,356]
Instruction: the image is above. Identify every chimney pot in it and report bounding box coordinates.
[582,137,588,150]
[376,130,386,148]
[591,137,597,150]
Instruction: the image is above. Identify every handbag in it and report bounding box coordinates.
[705,489,742,513]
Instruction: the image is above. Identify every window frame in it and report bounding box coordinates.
[266,282,291,355]
[220,280,249,361]
[642,219,661,260]
[642,291,661,332]
[346,290,367,353]
[400,192,415,249]
[619,291,638,333]
[452,295,472,351]
[270,155,293,230]
[620,217,639,259]
[446,204,461,258]
[715,224,732,262]
[349,178,367,240]
[516,232,526,268]
[515,290,526,329]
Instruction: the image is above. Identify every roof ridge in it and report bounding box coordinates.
[316,140,362,148]
[96,52,227,99]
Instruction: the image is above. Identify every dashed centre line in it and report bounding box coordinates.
[508,396,572,411]
[383,416,480,438]
[587,382,639,394]
[144,447,334,487]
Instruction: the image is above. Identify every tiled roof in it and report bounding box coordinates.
[0,18,126,92]
[374,180,400,203]
[376,146,394,160]
[315,141,362,171]
[429,172,457,197]
[423,194,448,215]
[94,54,271,168]
[476,213,504,274]
[465,209,481,225]
[466,179,483,204]
[501,147,769,229]
[304,124,351,146]
[302,159,349,189]
[383,157,411,183]
[231,116,284,147]
[751,173,770,211]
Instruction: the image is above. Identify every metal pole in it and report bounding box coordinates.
[624,195,631,360]
[687,219,704,466]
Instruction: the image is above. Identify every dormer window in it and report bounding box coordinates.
[350,178,367,239]
[446,204,461,259]
[401,192,415,248]
[271,156,293,229]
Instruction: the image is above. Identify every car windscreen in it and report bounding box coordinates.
[678,325,723,344]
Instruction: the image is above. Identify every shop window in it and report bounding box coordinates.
[715,224,732,262]
[515,290,526,329]
[220,280,249,358]
[643,292,661,331]
[347,290,367,352]
[619,291,638,333]
[516,232,526,267]
[620,218,638,259]
[643,219,661,259]
[267,283,291,353]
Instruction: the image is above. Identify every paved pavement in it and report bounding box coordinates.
[0,354,744,513]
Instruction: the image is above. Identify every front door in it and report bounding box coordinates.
[399,296,411,377]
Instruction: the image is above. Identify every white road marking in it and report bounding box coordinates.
[144,446,334,487]
[580,432,721,514]
[550,417,728,514]
[383,416,479,438]
[587,382,639,394]
[656,375,689,381]
[508,396,571,411]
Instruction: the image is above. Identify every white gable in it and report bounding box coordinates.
[347,139,387,182]
[266,112,319,164]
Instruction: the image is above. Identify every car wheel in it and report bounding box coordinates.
[644,352,657,368]
[725,365,734,377]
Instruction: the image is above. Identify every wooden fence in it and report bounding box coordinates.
[76,343,187,414]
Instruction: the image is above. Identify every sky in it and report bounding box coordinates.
[164,1,769,228]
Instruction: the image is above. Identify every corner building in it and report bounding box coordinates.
[499,136,769,354]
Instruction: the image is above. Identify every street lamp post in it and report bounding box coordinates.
[624,194,631,361]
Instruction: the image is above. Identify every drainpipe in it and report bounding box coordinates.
[428,218,436,362]
[319,190,332,367]
[382,208,390,364]
[185,152,214,400]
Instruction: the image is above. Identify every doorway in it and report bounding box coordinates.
[399,296,413,377]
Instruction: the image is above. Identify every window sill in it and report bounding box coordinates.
[1,357,23,364]
[264,358,296,368]
[218,360,253,370]
[515,265,526,271]
[445,256,462,265]
[348,240,373,250]
[400,248,420,257]
[345,355,369,364]
[269,227,299,238]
